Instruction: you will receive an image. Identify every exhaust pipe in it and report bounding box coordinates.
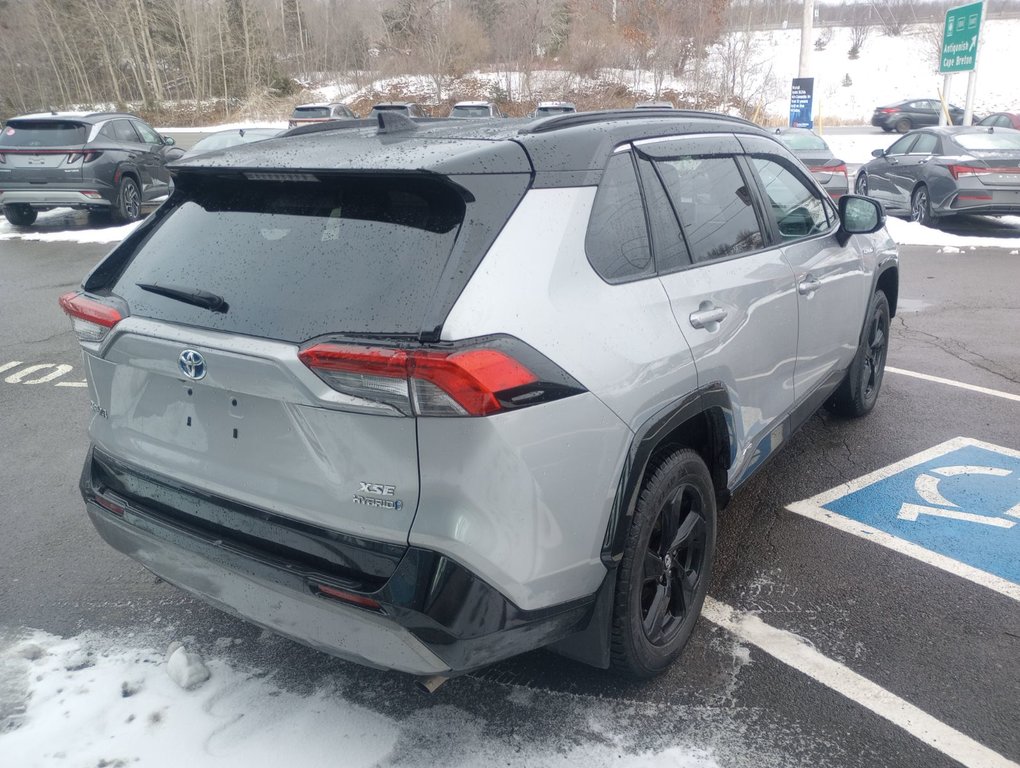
[415,675,448,694]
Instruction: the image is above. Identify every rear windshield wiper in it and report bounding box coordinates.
[136,283,229,313]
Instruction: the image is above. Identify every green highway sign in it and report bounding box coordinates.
[941,1,983,73]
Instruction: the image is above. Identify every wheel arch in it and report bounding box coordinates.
[603,384,734,568]
[548,385,734,669]
[874,262,899,319]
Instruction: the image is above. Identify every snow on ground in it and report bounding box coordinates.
[0,630,721,768]
[0,209,140,244]
[884,216,1020,248]
[820,134,889,166]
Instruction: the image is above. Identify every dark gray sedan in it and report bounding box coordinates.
[855,127,1020,226]
[774,127,849,200]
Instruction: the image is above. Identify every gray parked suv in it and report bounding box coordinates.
[0,111,182,226]
[62,110,897,686]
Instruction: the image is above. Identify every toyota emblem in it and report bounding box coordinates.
[178,349,207,380]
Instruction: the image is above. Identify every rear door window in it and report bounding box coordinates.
[111,119,141,143]
[652,155,765,264]
[102,175,470,341]
[0,120,87,147]
[909,133,939,154]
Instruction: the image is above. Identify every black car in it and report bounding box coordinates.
[0,111,182,226]
[856,126,1020,225]
[774,127,849,200]
[871,99,964,133]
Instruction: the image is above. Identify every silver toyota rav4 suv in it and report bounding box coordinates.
[63,110,897,685]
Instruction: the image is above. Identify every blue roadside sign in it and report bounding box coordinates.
[789,78,814,129]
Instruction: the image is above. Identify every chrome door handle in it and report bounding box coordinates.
[689,305,728,329]
[798,276,822,295]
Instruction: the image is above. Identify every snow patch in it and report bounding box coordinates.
[0,209,140,244]
[165,644,210,691]
[884,216,1020,248]
[0,630,724,768]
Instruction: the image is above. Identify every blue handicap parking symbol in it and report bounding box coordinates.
[819,441,1020,586]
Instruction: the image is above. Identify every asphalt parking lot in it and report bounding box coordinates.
[1,212,1018,767]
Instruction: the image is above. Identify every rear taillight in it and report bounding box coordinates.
[58,291,122,343]
[880,108,899,114]
[948,164,990,180]
[299,340,583,417]
[64,151,101,163]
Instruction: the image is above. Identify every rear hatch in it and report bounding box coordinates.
[289,106,332,126]
[0,119,88,184]
[76,165,529,545]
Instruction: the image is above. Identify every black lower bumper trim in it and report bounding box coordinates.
[80,447,600,673]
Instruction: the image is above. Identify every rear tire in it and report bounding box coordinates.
[881,126,893,133]
[911,185,937,227]
[610,449,716,679]
[827,290,891,418]
[895,118,911,133]
[3,204,37,227]
[111,176,142,224]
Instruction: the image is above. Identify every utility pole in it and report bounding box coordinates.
[800,0,815,77]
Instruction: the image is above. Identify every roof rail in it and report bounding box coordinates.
[519,109,760,135]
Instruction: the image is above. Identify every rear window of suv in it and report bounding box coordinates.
[103,175,468,342]
[1,120,87,147]
[291,107,331,119]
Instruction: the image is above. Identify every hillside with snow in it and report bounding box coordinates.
[306,21,1017,124]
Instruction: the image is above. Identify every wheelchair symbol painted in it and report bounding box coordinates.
[898,465,1020,528]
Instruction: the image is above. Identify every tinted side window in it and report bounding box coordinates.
[112,119,140,143]
[910,133,938,154]
[585,152,654,283]
[887,135,916,155]
[653,155,764,264]
[752,158,830,241]
[636,157,690,273]
[133,121,162,144]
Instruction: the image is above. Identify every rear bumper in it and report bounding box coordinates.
[0,187,112,209]
[940,187,1020,216]
[81,447,596,675]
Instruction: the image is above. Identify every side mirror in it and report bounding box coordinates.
[837,195,885,246]
[871,148,885,158]
[162,135,176,146]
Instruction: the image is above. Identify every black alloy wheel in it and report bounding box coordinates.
[640,483,708,646]
[611,448,717,678]
[113,176,142,223]
[911,185,936,227]
[855,174,868,196]
[3,204,37,226]
[827,290,891,418]
[860,298,890,406]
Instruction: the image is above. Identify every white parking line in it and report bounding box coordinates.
[887,366,1020,403]
[703,598,1020,768]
